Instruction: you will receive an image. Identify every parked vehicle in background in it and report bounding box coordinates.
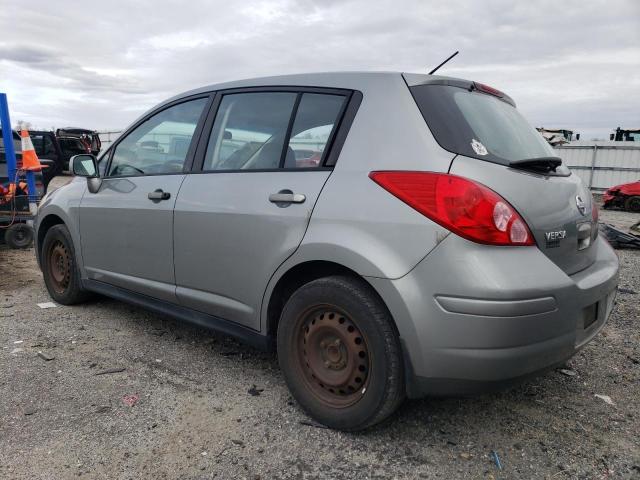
[0,129,46,194]
[610,127,640,142]
[56,128,102,156]
[1,128,102,189]
[35,72,618,430]
[603,180,640,212]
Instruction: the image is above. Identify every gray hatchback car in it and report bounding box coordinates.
[35,72,619,430]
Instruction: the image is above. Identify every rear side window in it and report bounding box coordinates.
[203,91,348,171]
[286,93,347,168]
[410,84,555,165]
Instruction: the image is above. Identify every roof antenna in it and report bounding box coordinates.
[428,51,459,75]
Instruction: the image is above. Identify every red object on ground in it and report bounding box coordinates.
[122,393,139,407]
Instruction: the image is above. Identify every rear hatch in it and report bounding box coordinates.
[406,76,597,275]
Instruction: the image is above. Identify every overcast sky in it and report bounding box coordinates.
[1,0,638,139]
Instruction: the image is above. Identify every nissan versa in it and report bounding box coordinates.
[35,72,619,430]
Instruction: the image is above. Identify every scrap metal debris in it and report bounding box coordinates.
[37,351,55,361]
[94,367,126,376]
[600,223,640,249]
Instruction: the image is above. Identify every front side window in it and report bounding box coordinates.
[108,97,207,177]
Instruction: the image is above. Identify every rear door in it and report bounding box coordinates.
[174,88,351,329]
[79,96,210,301]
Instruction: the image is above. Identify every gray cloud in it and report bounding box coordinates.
[0,0,638,139]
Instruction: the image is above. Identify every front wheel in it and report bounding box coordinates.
[41,224,90,305]
[277,276,405,431]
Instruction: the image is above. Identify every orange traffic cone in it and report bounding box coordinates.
[20,129,48,171]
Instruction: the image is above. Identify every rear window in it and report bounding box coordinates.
[410,84,556,166]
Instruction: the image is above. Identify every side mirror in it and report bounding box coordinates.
[70,154,102,193]
[70,154,98,177]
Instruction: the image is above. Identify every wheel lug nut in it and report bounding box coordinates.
[324,361,330,368]
[320,341,326,348]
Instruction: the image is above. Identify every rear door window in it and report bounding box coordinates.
[203,92,297,171]
[286,93,347,169]
[203,91,348,171]
[410,83,557,166]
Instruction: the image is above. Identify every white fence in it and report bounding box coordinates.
[97,130,122,150]
[555,143,640,192]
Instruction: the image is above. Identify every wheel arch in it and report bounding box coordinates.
[36,213,65,265]
[263,259,397,339]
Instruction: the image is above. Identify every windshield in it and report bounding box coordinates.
[410,84,559,167]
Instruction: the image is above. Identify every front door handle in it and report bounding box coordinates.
[269,191,306,205]
[148,189,171,201]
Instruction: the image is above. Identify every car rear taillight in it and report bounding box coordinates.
[369,171,535,246]
[592,201,599,223]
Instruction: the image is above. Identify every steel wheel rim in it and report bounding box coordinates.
[48,241,70,294]
[296,305,371,408]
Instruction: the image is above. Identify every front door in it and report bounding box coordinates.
[79,96,209,302]
[174,90,349,329]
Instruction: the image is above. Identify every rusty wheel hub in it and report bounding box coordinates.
[48,241,70,293]
[299,308,370,407]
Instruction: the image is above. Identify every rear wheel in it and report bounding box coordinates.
[625,196,640,213]
[5,223,34,249]
[41,224,90,305]
[277,276,405,431]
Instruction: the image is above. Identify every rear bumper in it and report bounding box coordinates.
[367,235,619,398]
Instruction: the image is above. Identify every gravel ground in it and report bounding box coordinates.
[1,208,639,479]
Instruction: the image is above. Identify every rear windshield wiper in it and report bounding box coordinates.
[509,156,562,173]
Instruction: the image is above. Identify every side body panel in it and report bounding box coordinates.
[259,74,454,332]
[79,175,185,302]
[174,171,331,330]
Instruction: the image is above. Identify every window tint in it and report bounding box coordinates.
[410,84,556,166]
[286,93,346,168]
[32,134,56,157]
[0,134,21,164]
[204,92,297,171]
[109,98,207,177]
[59,138,86,157]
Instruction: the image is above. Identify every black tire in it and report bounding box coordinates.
[625,196,640,213]
[277,275,405,431]
[41,224,90,305]
[5,223,34,249]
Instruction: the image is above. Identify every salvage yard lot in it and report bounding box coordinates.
[1,208,639,479]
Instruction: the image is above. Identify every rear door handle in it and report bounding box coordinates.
[269,191,306,205]
[148,189,171,201]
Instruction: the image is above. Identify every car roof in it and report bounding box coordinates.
[128,71,465,133]
[161,71,457,107]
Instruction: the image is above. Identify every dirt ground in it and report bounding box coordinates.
[1,208,639,479]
